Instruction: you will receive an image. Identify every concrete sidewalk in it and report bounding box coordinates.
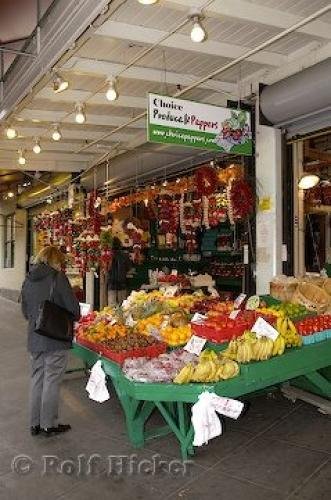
[0,297,330,499]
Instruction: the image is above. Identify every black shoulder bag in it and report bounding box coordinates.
[35,272,74,342]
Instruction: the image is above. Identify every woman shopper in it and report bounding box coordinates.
[21,246,80,437]
[108,237,131,305]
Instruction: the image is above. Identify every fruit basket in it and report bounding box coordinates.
[292,283,330,314]
[99,342,167,364]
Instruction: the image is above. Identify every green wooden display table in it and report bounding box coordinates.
[72,340,331,460]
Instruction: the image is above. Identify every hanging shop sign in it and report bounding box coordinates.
[147,93,252,155]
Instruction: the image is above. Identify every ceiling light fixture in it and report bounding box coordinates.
[138,0,159,5]
[18,149,26,166]
[7,190,15,198]
[298,173,320,190]
[6,125,18,139]
[33,138,41,154]
[53,73,69,94]
[75,102,86,124]
[52,124,62,141]
[46,197,53,205]
[189,10,206,43]
[106,79,118,101]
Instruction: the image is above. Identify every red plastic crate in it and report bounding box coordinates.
[75,336,104,353]
[192,323,244,343]
[99,342,167,364]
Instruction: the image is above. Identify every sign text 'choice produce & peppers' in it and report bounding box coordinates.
[147,93,252,155]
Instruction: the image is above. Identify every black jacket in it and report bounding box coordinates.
[108,250,131,290]
[21,264,80,352]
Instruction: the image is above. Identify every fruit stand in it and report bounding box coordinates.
[72,340,331,460]
[71,289,331,460]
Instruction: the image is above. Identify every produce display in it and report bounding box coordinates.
[76,288,331,384]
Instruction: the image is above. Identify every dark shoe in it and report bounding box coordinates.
[41,424,71,437]
[30,425,41,436]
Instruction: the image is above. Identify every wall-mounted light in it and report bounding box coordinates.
[53,73,69,94]
[75,102,86,124]
[106,79,118,101]
[18,149,26,166]
[52,124,62,141]
[33,138,41,154]
[298,173,320,190]
[138,0,159,4]
[6,125,18,139]
[189,11,207,43]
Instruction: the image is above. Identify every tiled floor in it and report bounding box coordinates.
[0,297,330,499]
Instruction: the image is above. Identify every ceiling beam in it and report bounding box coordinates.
[17,109,147,129]
[96,21,284,67]
[34,88,148,109]
[5,125,138,143]
[0,150,96,163]
[0,139,112,154]
[63,57,238,95]
[165,0,331,40]
[0,160,83,173]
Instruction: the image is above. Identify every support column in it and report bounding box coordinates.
[85,271,95,310]
[293,141,305,276]
[255,124,283,294]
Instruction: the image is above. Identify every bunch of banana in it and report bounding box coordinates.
[272,334,286,356]
[221,339,239,360]
[173,363,195,384]
[236,340,254,363]
[191,360,219,382]
[253,336,274,361]
[174,358,240,384]
[276,316,302,348]
[217,359,240,380]
[199,349,218,363]
[221,331,283,363]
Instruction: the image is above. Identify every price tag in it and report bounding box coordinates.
[234,293,246,309]
[210,394,244,420]
[125,315,136,328]
[184,335,207,355]
[243,244,249,264]
[252,317,279,341]
[282,244,288,262]
[163,285,178,297]
[229,310,240,320]
[79,303,91,317]
[191,313,207,324]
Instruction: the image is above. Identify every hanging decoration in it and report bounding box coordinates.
[157,194,179,249]
[195,166,218,196]
[227,179,254,225]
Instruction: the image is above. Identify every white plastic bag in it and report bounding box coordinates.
[86,360,110,403]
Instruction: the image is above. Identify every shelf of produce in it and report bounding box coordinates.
[72,340,331,460]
